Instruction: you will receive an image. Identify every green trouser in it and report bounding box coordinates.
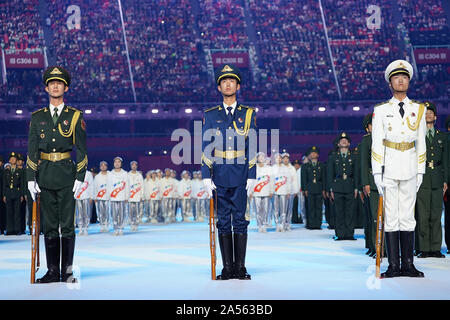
[6,197,21,234]
[40,186,76,238]
[334,192,355,238]
[328,198,336,228]
[306,193,323,228]
[367,191,379,252]
[416,187,443,252]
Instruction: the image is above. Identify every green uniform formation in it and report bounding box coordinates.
[301,103,448,259]
[415,102,448,258]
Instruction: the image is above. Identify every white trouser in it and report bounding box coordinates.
[195,199,207,221]
[76,199,92,229]
[285,194,294,227]
[96,200,110,228]
[181,199,193,220]
[129,202,140,227]
[149,200,160,221]
[111,201,128,231]
[273,195,289,227]
[162,198,175,222]
[254,196,270,228]
[383,176,417,232]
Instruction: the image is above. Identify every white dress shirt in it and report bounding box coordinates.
[50,102,64,117]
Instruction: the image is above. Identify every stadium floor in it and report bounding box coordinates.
[1,220,449,300]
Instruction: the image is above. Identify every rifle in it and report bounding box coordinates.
[209,192,217,280]
[375,194,384,279]
[30,195,41,284]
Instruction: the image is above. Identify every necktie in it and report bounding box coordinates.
[52,107,59,125]
[427,129,433,141]
[227,106,233,119]
[399,102,405,118]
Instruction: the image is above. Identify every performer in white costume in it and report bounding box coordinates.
[272,153,291,232]
[179,170,193,222]
[108,157,129,235]
[251,152,274,233]
[75,170,94,235]
[94,161,110,232]
[128,161,144,231]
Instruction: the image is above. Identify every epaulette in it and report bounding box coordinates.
[374,100,389,108]
[66,106,82,113]
[239,104,254,110]
[363,133,371,137]
[31,107,47,115]
[411,99,422,105]
[205,105,220,112]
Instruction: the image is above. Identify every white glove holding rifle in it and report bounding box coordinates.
[28,181,41,202]
[203,178,216,198]
[373,173,384,196]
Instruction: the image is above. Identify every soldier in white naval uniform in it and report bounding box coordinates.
[371,59,426,278]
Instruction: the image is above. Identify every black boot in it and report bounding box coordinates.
[216,233,234,280]
[380,231,401,278]
[233,233,251,280]
[61,236,77,283]
[400,231,424,277]
[36,236,61,283]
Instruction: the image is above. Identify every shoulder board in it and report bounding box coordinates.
[363,133,371,137]
[374,100,389,108]
[66,106,82,113]
[239,105,252,109]
[411,99,422,105]
[205,105,220,113]
[31,107,47,115]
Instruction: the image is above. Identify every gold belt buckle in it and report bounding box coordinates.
[428,161,434,169]
[343,173,347,180]
[399,142,408,152]
[50,153,61,162]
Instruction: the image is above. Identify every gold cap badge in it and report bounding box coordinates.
[50,67,63,75]
[221,65,233,72]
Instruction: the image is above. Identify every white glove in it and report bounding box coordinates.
[373,173,384,196]
[203,178,216,197]
[416,174,423,193]
[28,181,41,202]
[72,180,83,194]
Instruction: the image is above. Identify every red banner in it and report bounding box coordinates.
[5,53,44,69]
[211,52,249,68]
[414,48,450,64]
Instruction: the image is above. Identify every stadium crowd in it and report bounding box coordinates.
[0,0,448,104]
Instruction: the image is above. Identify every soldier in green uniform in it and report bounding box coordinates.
[352,144,365,230]
[415,102,448,258]
[301,146,326,229]
[0,155,6,235]
[327,133,359,240]
[3,152,25,235]
[16,153,27,234]
[445,115,450,254]
[27,66,87,283]
[360,113,379,257]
